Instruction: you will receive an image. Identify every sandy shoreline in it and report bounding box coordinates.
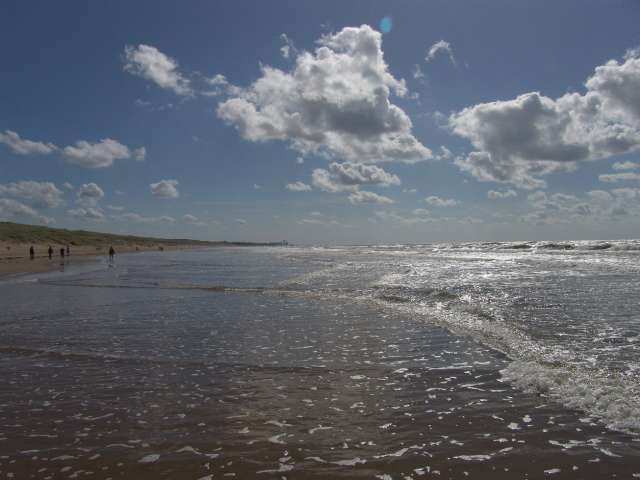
[0,242,205,278]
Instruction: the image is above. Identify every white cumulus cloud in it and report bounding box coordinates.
[312,162,400,193]
[425,195,458,207]
[216,25,431,164]
[348,190,394,205]
[76,183,105,206]
[1,130,144,168]
[67,207,105,221]
[124,44,192,96]
[286,181,312,191]
[450,51,640,189]
[487,189,517,199]
[522,188,640,224]
[425,40,456,66]
[0,198,53,224]
[183,214,207,226]
[599,172,640,183]
[0,181,63,208]
[114,212,176,224]
[150,179,179,198]
[133,146,146,161]
[0,130,57,155]
[62,138,137,168]
[612,161,640,170]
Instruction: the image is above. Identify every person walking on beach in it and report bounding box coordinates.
[29,246,35,260]
[66,245,70,256]
[108,246,115,263]
[48,245,53,260]
[59,247,65,266]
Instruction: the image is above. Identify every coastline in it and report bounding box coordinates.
[0,242,206,279]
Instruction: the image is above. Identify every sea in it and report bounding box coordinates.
[1,241,640,478]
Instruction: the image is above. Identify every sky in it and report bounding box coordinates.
[2,0,640,244]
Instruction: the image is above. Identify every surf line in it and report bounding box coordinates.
[35,280,356,297]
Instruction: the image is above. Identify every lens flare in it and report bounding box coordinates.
[380,16,392,34]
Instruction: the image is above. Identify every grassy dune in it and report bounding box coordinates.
[0,221,284,248]
[0,221,218,248]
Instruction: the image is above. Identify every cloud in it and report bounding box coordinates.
[425,40,456,66]
[202,74,243,97]
[286,181,312,191]
[425,195,458,207]
[434,145,453,160]
[123,44,192,96]
[183,214,207,226]
[312,162,400,193]
[253,183,262,189]
[0,181,63,208]
[297,217,328,225]
[327,162,400,186]
[450,51,640,189]
[487,189,517,199]
[311,168,353,193]
[66,207,105,221]
[133,146,146,161]
[372,209,437,225]
[216,25,431,163]
[0,198,53,224]
[413,64,425,80]
[0,130,57,155]
[522,188,640,224]
[63,138,137,168]
[599,172,640,183]
[235,218,247,225]
[114,212,175,224]
[1,131,145,169]
[612,161,640,170]
[150,179,179,198]
[280,33,298,60]
[62,182,74,190]
[76,183,105,206]
[348,190,394,204]
[297,212,351,227]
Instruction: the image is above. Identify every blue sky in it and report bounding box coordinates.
[2,0,640,243]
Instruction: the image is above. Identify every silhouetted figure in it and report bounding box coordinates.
[60,248,65,259]
[66,245,70,256]
[29,246,35,260]
[48,245,53,260]
[108,246,115,263]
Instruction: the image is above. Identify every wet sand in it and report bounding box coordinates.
[0,242,204,278]
[1,247,640,478]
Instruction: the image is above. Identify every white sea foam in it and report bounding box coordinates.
[454,454,491,461]
[138,454,160,463]
[502,360,640,433]
[331,457,366,466]
[365,243,640,435]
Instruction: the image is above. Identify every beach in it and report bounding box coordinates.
[0,241,204,278]
[1,244,640,478]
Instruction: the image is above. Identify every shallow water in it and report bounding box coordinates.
[1,245,640,478]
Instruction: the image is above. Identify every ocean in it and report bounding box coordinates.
[1,243,640,478]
